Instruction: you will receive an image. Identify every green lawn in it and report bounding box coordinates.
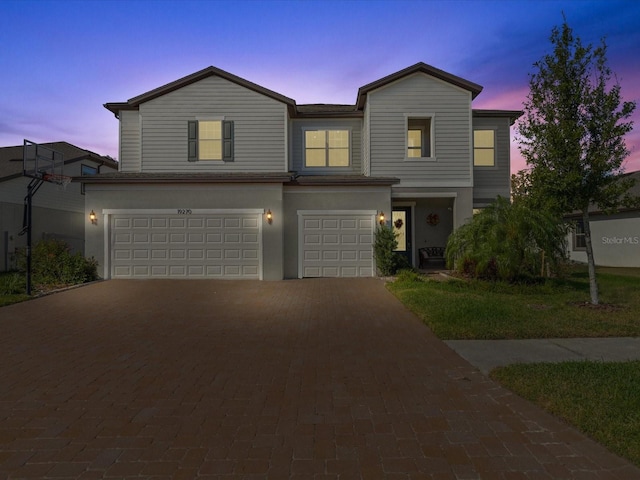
[388,268,640,339]
[491,361,640,467]
[388,267,640,467]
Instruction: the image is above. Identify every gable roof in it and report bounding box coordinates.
[0,141,117,182]
[104,66,297,117]
[104,63,504,120]
[356,62,483,109]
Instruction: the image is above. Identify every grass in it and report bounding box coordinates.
[0,271,30,307]
[388,267,640,339]
[491,361,640,467]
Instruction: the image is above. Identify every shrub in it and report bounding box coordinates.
[373,224,416,277]
[0,272,25,295]
[445,197,567,281]
[16,239,99,287]
[373,224,399,276]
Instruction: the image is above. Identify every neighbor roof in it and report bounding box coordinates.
[0,141,117,182]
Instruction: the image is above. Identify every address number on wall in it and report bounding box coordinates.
[177,209,193,215]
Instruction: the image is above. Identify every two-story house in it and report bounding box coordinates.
[1,141,117,271]
[85,63,521,280]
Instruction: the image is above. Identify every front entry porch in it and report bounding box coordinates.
[392,197,455,270]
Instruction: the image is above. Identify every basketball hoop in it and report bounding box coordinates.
[43,173,73,191]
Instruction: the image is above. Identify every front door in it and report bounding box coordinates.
[392,207,412,266]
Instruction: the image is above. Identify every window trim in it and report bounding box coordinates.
[302,127,352,169]
[405,114,435,162]
[473,128,497,168]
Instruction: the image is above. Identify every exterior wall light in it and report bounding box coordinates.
[266,209,273,224]
[89,210,98,225]
[378,211,385,225]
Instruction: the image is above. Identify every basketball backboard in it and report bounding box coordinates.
[23,139,64,182]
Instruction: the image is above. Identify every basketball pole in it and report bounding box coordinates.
[21,140,65,296]
[20,178,44,295]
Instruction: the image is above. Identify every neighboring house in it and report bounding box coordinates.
[567,170,640,267]
[86,62,521,280]
[0,142,117,271]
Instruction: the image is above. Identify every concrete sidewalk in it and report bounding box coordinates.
[446,337,640,374]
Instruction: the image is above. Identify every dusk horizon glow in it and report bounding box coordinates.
[2,0,639,175]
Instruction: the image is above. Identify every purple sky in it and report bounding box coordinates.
[2,0,639,174]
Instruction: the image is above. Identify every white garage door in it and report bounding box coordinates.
[111,212,261,278]
[299,212,375,278]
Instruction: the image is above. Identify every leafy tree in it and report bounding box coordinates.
[446,197,567,281]
[517,20,637,304]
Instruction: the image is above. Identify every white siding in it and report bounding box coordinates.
[290,119,362,174]
[368,73,473,187]
[119,110,141,172]
[472,116,512,205]
[138,76,287,172]
[362,103,370,176]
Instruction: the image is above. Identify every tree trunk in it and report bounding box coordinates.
[582,209,599,305]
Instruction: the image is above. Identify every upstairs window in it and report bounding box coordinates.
[188,120,234,162]
[473,129,495,166]
[304,130,350,167]
[407,117,432,158]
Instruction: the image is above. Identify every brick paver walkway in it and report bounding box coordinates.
[1,278,638,479]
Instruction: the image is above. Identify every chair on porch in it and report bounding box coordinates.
[418,247,446,269]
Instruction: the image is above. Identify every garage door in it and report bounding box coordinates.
[110,211,261,278]
[299,212,375,278]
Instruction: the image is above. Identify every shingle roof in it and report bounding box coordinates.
[78,171,294,184]
[0,141,117,182]
[77,171,400,187]
[473,109,523,126]
[291,175,399,186]
[295,104,361,118]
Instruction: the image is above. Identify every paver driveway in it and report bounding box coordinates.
[1,278,638,479]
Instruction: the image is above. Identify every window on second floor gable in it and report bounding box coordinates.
[304,130,350,168]
[407,117,432,158]
[188,120,234,162]
[473,129,495,166]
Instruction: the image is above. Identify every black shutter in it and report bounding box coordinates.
[222,120,234,162]
[188,121,198,162]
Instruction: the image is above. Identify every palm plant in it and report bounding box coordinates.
[445,197,567,281]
